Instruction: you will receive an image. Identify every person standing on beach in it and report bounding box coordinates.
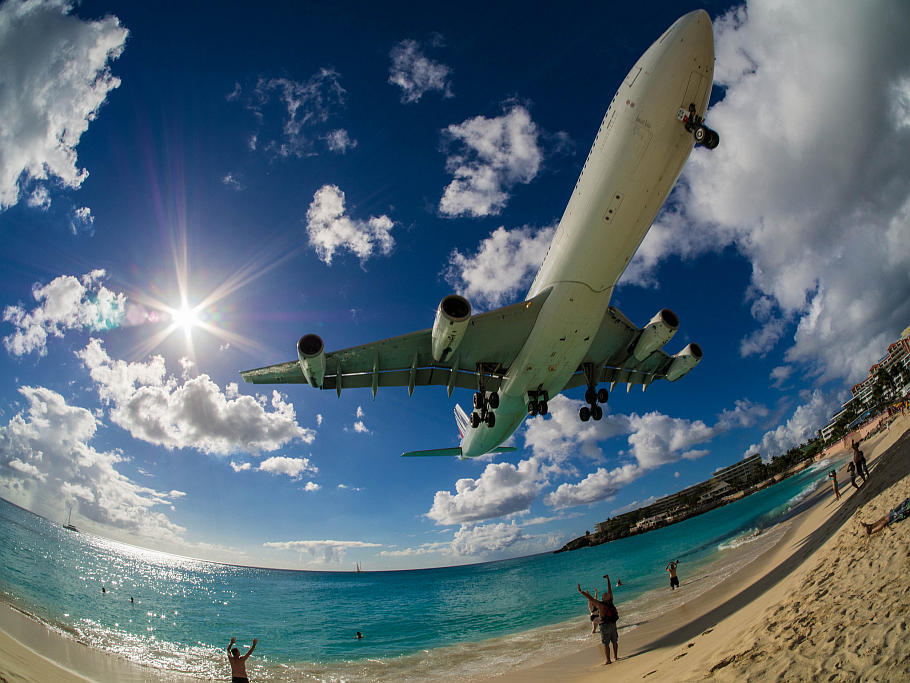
[227,636,257,683]
[578,579,619,664]
[846,461,860,490]
[587,587,601,633]
[828,469,840,500]
[851,441,868,483]
[666,560,680,589]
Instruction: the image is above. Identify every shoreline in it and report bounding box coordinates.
[1,413,906,682]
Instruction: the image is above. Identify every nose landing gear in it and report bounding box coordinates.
[679,103,719,149]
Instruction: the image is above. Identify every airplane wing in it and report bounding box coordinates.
[240,289,552,396]
[563,306,697,391]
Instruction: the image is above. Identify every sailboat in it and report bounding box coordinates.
[63,507,79,532]
[355,562,362,573]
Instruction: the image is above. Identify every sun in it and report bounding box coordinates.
[171,302,200,332]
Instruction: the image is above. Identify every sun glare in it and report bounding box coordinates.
[171,303,199,331]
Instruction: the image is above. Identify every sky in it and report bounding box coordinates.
[1,0,909,571]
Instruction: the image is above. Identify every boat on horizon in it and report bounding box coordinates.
[63,507,79,533]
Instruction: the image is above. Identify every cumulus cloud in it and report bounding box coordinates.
[449,522,527,555]
[426,458,545,525]
[230,461,251,472]
[305,184,395,264]
[523,396,769,510]
[262,539,382,564]
[625,0,910,386]
[439,104,542,218]
[236,69,349,157]
[444,225,555,308]
[745,389,840,460]
[258,455,317,480]
[0,386,185,542]
[388,38,453,104]
[77,338,313,454]
[3,270,126,356]
[0,0,127,210]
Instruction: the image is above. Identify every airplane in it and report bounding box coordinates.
[241,9,718,459]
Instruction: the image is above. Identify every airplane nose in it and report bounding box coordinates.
[672,9,714,46]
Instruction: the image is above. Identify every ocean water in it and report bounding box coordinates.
[0,459,841,681]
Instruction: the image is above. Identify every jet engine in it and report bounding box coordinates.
[297,334,326,387]
[666,343,703,382]
[632,309,679,361]
[432,295,471,362]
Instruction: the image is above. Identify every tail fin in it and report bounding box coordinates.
[454,404,470,438]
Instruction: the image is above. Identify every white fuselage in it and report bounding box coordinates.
[460,10,714,457]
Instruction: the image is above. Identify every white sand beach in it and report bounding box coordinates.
[2,413,908,682]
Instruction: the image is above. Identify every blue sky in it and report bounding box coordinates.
[1,0,909,570]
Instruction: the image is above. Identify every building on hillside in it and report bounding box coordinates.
[712,453,763,486]
[821,328,910,440]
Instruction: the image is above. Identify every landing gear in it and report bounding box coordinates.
[470,364,500,429]
[527,388,549,417]
[579,363,608,422]
[681,103,719,149]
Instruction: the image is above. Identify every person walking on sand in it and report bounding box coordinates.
[227,636,257,683]
[828,469,840,500]
[846,461,860,490]
[578,579,619,665]
[851,441,868,483]
[861,497,910,535]
[666,560,680,590]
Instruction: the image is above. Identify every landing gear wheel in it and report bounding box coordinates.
[585,388,596,404]
[488,392,500,409]
[597,388,609,404]
[473,392,483,409]
[579,406,591,422]
[528,401,539,416]
[694,125,707,144]
[470,412,481,429]
[485,412,496,428]
[539,401,548,416]
[704,129,720,149]
[591,404,603,421]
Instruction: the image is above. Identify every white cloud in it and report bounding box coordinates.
[3,270,126,356]
[545,463,641,509]
[0,0,127,210]
[444,225,555,309]
[439,104,542,217]
[258,455,317,480]
[337,483,361,492]
[262,539,381,564]
[0,386,184,542]
[449,522,526,556]
[323,129,357,153]
[241,69,348,157]
[305,184,395,265]
[303,481,320,492]
[388,38,453,104]
[426,458,545,525]
[745,390,840,460]
[230,461,251,472]
[221,173,244,191]
[77,338,313,454]
[624,0,910,386]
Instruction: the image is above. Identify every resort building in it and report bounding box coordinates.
[712,453,763,487]
[821,327,910,441]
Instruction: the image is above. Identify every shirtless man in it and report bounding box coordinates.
[227,637,257,683]
[578,578,619,665]
[666,560,680,590]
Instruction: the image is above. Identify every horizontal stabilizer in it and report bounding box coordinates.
[401,446,518,458]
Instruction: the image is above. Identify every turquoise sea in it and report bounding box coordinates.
[0,458,842,681]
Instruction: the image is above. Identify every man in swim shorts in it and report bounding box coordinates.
[578,577,619,664]
[227,636,257,682]
[861,497,910,535]
[666,560,680,589]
